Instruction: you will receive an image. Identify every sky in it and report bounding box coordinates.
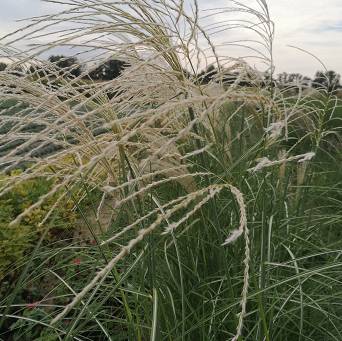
[0,0,341,77]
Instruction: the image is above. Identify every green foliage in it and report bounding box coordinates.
[9,309,59,341]
[0,172,76,277]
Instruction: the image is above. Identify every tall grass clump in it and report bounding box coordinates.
[0,0,341,340]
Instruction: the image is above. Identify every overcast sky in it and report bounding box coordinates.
[1,0,341,77]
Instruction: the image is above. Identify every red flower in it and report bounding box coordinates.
[72,258,81,265]
[27,302,39,309]
[91,239,97,245]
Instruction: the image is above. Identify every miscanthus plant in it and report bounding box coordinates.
[0,0,341,340]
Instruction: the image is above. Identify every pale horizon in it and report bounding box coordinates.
[0,0,341,78]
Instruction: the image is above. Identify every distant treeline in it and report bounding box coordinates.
[0,55,341,93]
[197,64,341,92]
[0,55,129,82]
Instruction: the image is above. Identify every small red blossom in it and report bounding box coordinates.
[26,302,39,309]
[91,239,97,245]
[72,258,81,265]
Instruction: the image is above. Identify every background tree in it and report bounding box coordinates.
[0,62,7,71]
[277,72,305,86]
[302,76,312,87]
[48,55,82,78]
[28,63,50,81]
[88,59,129,81]
[312,70,341,92]
[198,65,217,84]
[261,71,277,89]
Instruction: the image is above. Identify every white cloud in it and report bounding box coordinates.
[0,0,341,77]
[270,0,342,76]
